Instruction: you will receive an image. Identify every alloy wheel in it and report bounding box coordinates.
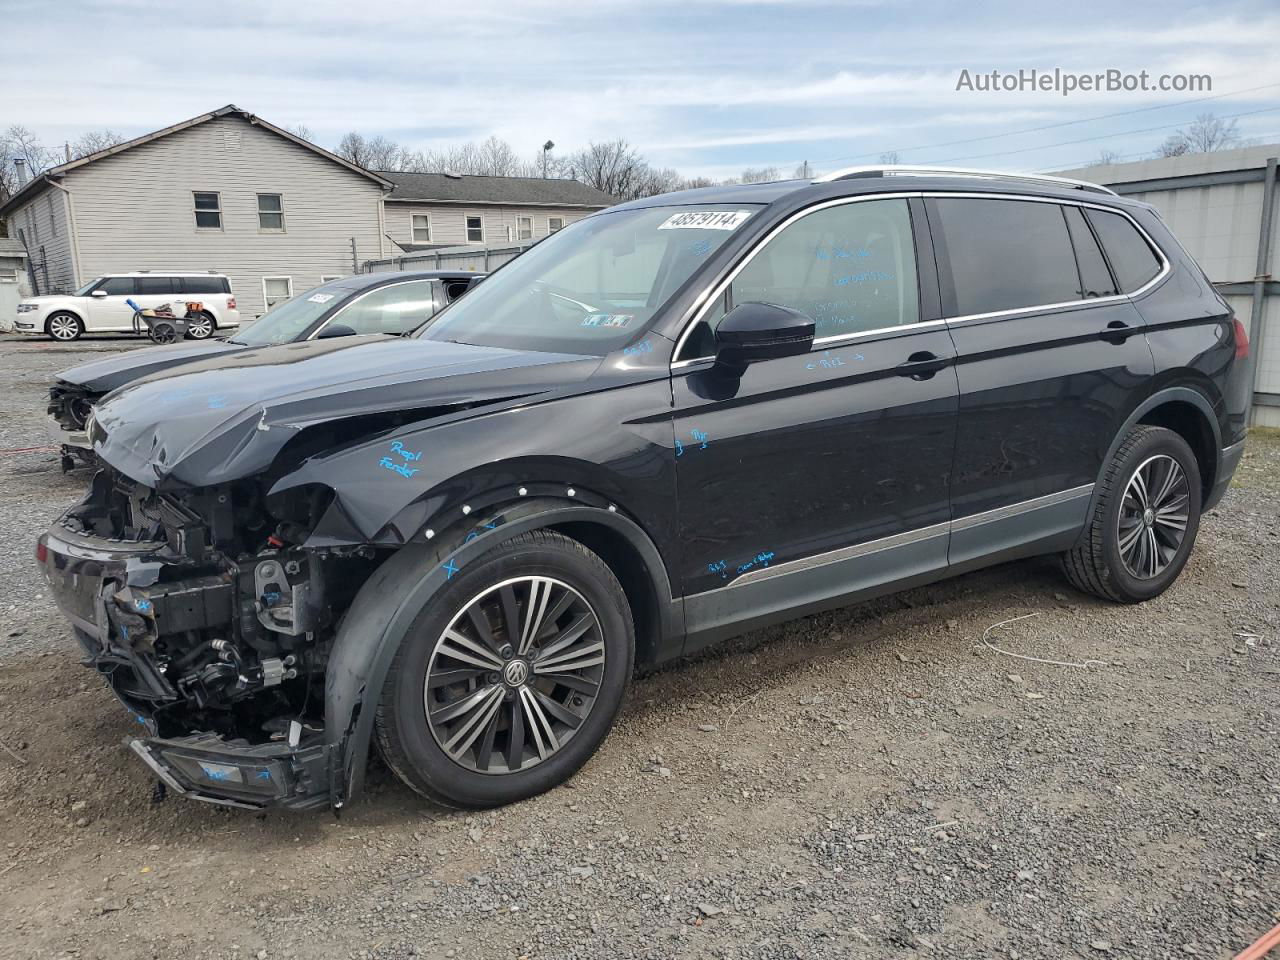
[49,315,79,340]
[187,315,213,339]
[424,575,606,774]
[1117,454,1190,579]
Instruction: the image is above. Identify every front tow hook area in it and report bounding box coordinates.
[126,732,335,811]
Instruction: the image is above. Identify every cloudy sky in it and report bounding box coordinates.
[4,0,1280,179]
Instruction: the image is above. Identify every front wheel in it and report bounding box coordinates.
[46,312,84,341]
[1062,425,1202,603]
[185,312,215,340]
[375,529,634,808]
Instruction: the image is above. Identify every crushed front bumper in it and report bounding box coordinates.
[38,523,336,812]
[129,732,334,811]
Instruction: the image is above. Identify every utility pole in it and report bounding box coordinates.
[542,140,555,178]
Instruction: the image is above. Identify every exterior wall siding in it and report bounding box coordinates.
[8,186,76,295]
[64,116,386,317]
[383,202,595,249]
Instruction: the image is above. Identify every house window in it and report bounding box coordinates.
[517,215,533,241]
[262,276,293,309]
[412,214,431,243]
[194,192,222,229]
[257,194,285,231]
[548,216,564,233]
[466,215,484,243]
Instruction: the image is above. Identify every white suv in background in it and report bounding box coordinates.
[13,272,241,341]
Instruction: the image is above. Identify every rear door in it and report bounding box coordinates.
[928,194,1156,567]
[671,196,960,648]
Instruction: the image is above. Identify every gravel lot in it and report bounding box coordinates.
[1,337,1277,960]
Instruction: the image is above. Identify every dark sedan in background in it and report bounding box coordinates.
[46,270,484,468]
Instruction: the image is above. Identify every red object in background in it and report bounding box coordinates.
[1235,921,1280,960]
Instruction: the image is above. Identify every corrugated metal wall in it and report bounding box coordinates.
[1059,145,1280,427]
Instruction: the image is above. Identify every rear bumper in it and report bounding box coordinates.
[1206,437,1246,511]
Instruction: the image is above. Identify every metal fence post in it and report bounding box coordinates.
[1249,157,1278,423]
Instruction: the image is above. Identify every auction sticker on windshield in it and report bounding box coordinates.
[658,210,753,231]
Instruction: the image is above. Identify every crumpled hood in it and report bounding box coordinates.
[55,340,245,394]
[90,335,598,488]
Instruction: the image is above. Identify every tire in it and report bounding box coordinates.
[375,529,634,808]
[186,311,215,340]
[1062,425,1202,603]
[46,312,84,342]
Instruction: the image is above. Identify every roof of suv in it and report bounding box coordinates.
[609,166,1138,213]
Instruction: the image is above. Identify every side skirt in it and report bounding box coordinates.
[681,484,1093,655]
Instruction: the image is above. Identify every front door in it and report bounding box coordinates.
[86,276,141,330]
[671,196,959,649]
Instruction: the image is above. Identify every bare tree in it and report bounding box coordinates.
[563,139,650,199]
[70,129,127,160]
[793,161,812,179]
[284,123,315,142]
[1156,113,1242,158]
[0,125,56,215]
[739,166,781,184]
[1097,148,1123,165]
[335,131,418,171]
[879,150,901,165]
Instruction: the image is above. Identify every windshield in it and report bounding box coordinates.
[229,282,355,346]
[419,204,758,354]
[73,278,105,296]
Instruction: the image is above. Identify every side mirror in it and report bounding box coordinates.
[90,290,108,299]
[316,323,357,339]
[714,301,814,373]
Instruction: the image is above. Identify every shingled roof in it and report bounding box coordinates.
[380,171,615,208]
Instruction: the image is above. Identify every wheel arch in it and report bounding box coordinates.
[322,499,680,810]
[1086,386,1222,530]
[44,308,85,331]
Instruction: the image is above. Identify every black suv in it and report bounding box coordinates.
[37,167,1249,812]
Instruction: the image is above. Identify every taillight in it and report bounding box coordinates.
[1232,316,1250,360]
[227,297,237,311]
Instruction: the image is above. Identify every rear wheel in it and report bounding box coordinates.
[1062,425,1201,603]
[46,312,83,341]
[186,312,215,340]
[375,530,634,808]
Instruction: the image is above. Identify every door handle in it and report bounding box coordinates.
[1100,320,1135,343]
[896,351,949,380]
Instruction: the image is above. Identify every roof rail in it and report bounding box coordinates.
[812,165,1117,196]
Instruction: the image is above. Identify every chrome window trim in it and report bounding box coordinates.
[691,482,1096,594]
[307,277,439,340]
[669,190,1169,365]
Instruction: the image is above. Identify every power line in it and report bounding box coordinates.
[804,81,1280,168]
[922,105,1280,165]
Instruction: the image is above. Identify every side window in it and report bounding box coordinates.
[136,276,175,296]
[1086,209,1163,293]
[707,198,919,347]
[97,277,135,296]
[179,276,225,295]
[933,198,1079,316]
[330,280,439,335]
[1062,206,1118,299]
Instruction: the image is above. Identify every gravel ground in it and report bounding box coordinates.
[0,340,1277,960]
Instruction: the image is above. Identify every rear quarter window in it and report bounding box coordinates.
[178,276,229,295]
[1086,209,1164,293]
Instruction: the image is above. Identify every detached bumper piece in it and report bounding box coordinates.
[129,732,333,811]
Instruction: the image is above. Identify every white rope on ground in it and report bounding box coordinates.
[981,612,1110,670]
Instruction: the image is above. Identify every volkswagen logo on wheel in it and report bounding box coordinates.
[503,659,529,686]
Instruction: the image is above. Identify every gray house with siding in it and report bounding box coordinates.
[0,105,392,317]
[0,105,616,319]
[379,172,613,252]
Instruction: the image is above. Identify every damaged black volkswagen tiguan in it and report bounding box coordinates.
[38,167,1249,813]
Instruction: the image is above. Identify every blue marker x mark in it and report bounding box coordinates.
[442,559,460,580]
